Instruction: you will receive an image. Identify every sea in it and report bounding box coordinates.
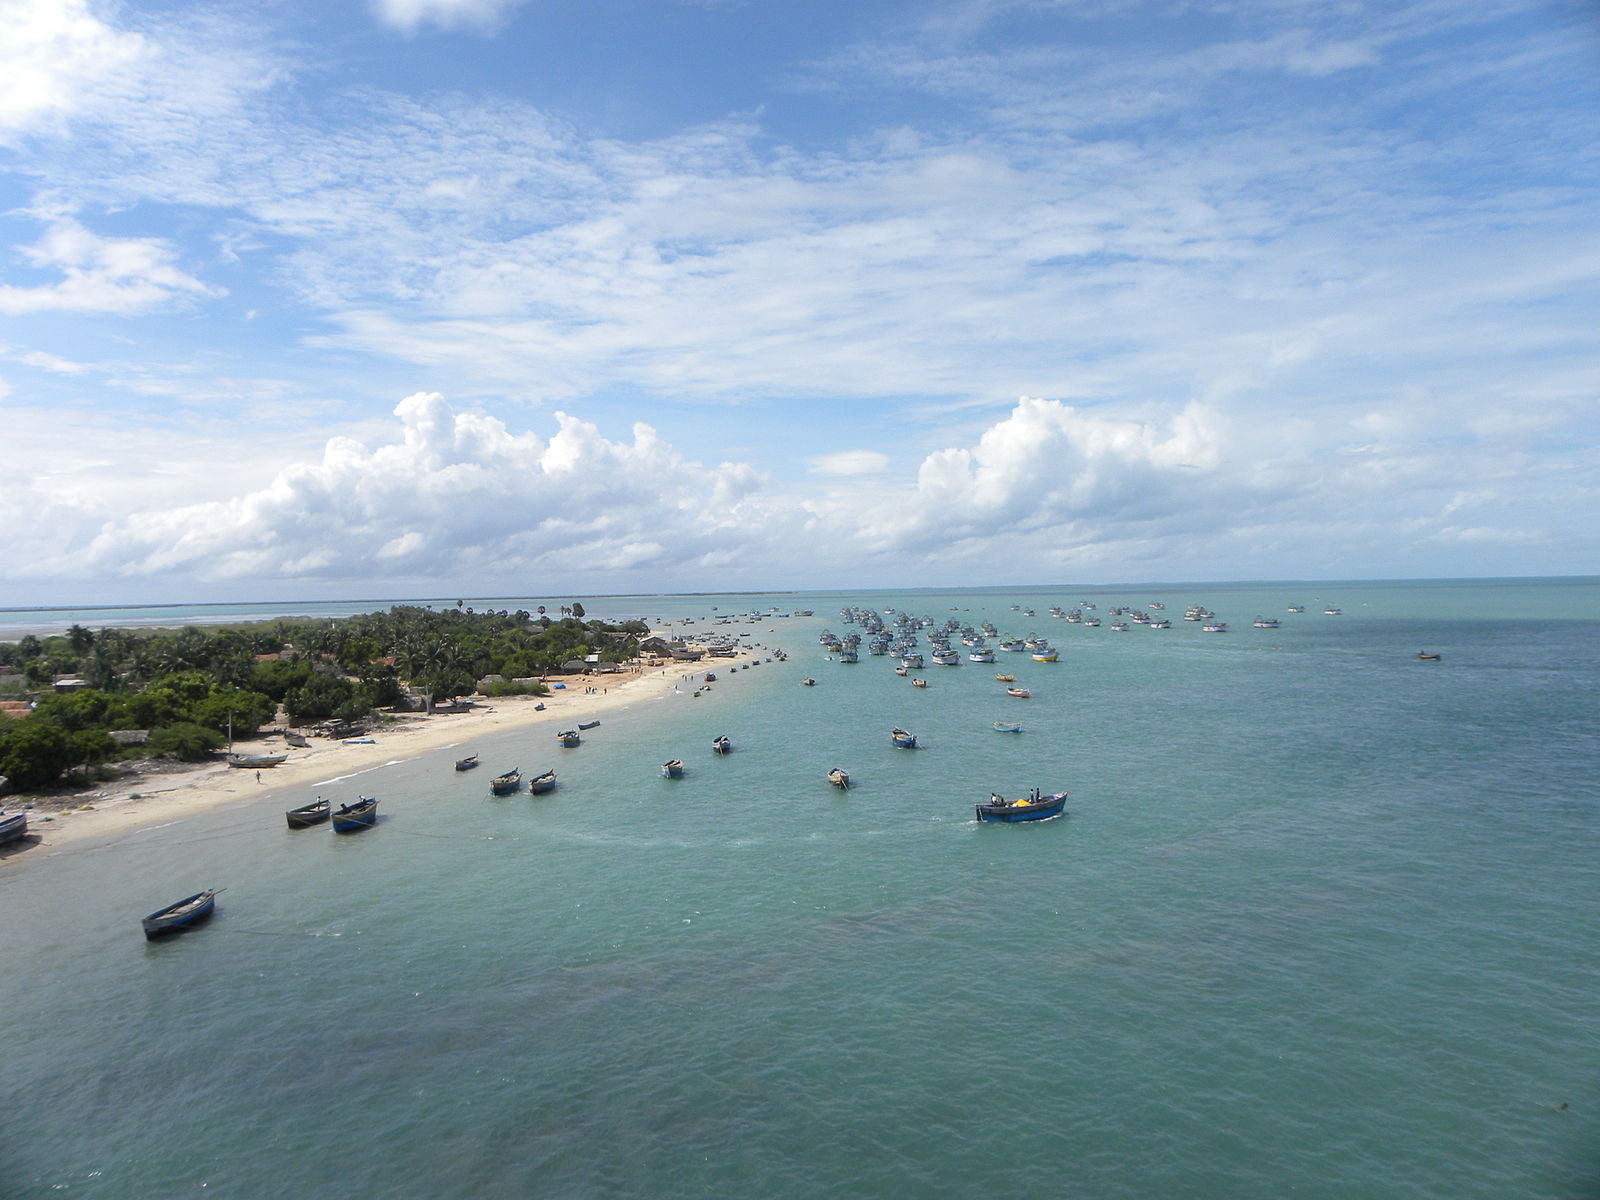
[1,578,1597,1199]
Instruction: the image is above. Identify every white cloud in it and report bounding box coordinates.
[0,203,221,314]
[0,0,147,139]
[370,0,521,34]
[808,451,890,476]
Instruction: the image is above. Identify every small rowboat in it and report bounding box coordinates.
[228,753,287,769]
[455,754,479,771]
[828,767,851,789]
[662,759,685,779]
[992,721,1023,733]
[0,809,28,845]
[332,797,379,832]
[712,735,732,754]
[558,731,581,747]
[1006,687,1031,698]
[285,798,330,828]
[1417,652,1441,661]
[975,790,1067,823]
[283,731,310,748]
[994,674,1015,682]
[142,889,218,938]
[528,770,557,795]
[490,769,522,795]
[911,678,927,688]
[802,678,817,686]
[578,720,601,730]
[890,728,918,749]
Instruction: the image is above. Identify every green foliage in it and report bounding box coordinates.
[251,657,314,701]
[0,719,73,787]
[146,722,226,761]
[284,673,356,720]
[30,689,128,732]
[481,679,550,697]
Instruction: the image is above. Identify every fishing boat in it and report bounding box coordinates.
[228,753,287,769]
[828,767,851,789]
[528,770,557,794]
[662,759,685,779]
[558,730,581,747]
[285,798,330,828]
[1287,605,1306,613]
[1006,687,1031,698]
[141,889,218,939]
[1252,617,1280,629]
[1030,646,1058,662]
[283,731,310,748]
[995,674,1015,682]
[890,728,918,749]
[900,653,924,670]
[704,673,718,682]
[712,735,731,754]
[578,720,601,730]
[1416,651,1442,661]
[975,789,1067,823]
[454,754,479,771]
[1202,622,1229,633]
[332,797,379,832]
[992,721,1023,733]
[1322,607,1342,616]
[802,677,816,686]
[911,678,927,688]
[489,768,522,795]
[0,809,29,845]
[968,648,995,663]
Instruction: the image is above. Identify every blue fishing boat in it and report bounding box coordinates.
[332,797,379,831]
[558,731,581,748]
[141,889,218,938]
[975,789,1067,823]
[890,727,918,749]
[0,809,28,845]
[578,720,601,730]
[527,770,557,794]
[662,759,685,779]
[828,767,851,789]
[228,753,287,769]
[712,735,731,754]
[992,721,1023,733]
[490,768,522,795]
[285,798,330,828]
[454,754,479,771]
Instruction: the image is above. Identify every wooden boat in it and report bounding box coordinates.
[455,754,480,771]
[528,770,557,794]
[557,731,581,748]
[1006,687,1031,698]
[285,798,330,828]
[228,753,287,769]
[994,674,1015,682]
[142,888,218,938]
[828,767,851,789]
[911,677,927,688]
[1029,648,1058,662]
[890,727,918,749]
[490,769,522,795]
[712,735,731,754]
[1416,652,1441,661]
[992,721,1023,733]
[703,672,717,682]
[332,797,379,832]
[0,810,28,845]
[283,731,310,748]
[661,759,685,779]
[802,678,816,686]
[577,720,601,730]
[975,789,1067,823]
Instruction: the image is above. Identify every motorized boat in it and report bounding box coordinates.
[331,797,379,832]
[1030,646,1058,662]
[285,798,330,828]
[828,768,851,789]
[490,768,522,795]
[141,889,218,939]
[662,759,685,779]
[975,789,1067,823]
[454,754,479,771]
[558,730,581,747]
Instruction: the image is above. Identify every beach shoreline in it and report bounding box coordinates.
[1,649,762,867]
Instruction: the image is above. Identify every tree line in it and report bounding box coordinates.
[0,604,646,792]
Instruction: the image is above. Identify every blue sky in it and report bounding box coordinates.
[1,0,1597,605]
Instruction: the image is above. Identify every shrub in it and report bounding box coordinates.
[147,722,226,762]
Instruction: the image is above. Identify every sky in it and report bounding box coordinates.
[1,0,1597,606]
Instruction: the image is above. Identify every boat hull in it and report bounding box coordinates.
[528,773,557,794]
[0,812,27,845]
[141,890,217,938]
[332,799,378,832]
[975,794,1067,823]
[285,802,330,829]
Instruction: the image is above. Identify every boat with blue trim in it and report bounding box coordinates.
[975,789,1067,823]
[332,797,379,831]
[141,889,218,938]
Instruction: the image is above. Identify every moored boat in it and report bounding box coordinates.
[0,809,29,845]
[285,798,330,828]
[911,677,927,688]
[802,678,816,686]
[454,754,479,771]
[1030,646,1058,662]
[578,720,601,730]
[1006,687,1031,698]
[528,770,557,794]
[141,889,218,938]
[828,767,851,789]
[992,721,1023,733]
[890,727,918,749]
[1416,651,1442,661]
[490,768,522,795]
[712,735,732,754]
[995,673,1015,682]
[662,759,685,779]
[975,789,1067,823]
[558,730,581,747]
[332,797,379,831]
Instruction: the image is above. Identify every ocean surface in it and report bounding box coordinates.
[2,579,1597,1199]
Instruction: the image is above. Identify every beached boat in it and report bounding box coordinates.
[975,789,1067,823]
[283,731,310,748]
[828,767,851,789]
[0,809,29,845]
[992,721,1023,733]
[490,768,522,795]
[332,797,378,832]
[141,889,218,939]
[712,735,731,754]
[661,759,685,779]
[228,753,287,769]
[285,798,330,829]
[454,754,479,771]
[1006,687,1031,698]
[528,770,557,794]
[578,720,601,730]
[890,727,918,749]
[557,730,581,747]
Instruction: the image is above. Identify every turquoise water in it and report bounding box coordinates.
[3,580,1598,1198]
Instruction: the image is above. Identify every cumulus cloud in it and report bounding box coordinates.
[370,0,521,34]
[0,0,147,139]
[0,203,221,314]
[57,393,778,586]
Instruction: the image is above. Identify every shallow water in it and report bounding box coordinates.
[3,580,1598,1198]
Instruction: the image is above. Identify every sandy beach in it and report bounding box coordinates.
[2,647,765,864]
